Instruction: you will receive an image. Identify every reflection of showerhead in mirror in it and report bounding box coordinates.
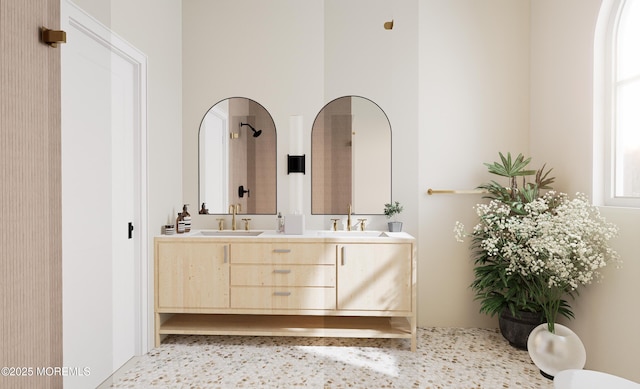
[240,122,262,138]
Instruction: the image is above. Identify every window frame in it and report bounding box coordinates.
[603,0,640,207]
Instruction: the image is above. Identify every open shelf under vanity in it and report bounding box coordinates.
[158,313,413,340]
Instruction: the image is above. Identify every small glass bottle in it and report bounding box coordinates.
[277,212,285,233]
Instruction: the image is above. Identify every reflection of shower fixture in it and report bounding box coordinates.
[240,122,262,138]
[238,185,250,198]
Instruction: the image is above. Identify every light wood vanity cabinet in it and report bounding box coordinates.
[155,234,416,351]
[156,241,229,309]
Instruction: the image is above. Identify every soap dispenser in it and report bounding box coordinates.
[176,211,185,234]
[182,204,191,232]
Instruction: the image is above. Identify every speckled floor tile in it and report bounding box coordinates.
[110,327,553,388]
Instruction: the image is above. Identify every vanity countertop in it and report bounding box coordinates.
[156,229,415,243]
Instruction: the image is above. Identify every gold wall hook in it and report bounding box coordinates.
[41,27,66,48]
[384,19,394,30]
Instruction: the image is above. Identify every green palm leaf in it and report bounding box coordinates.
[484,152,537,178]
[536,164,555,189]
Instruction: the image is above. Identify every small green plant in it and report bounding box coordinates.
[383,201,403,220]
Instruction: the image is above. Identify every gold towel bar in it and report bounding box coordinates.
[426,188,487,195]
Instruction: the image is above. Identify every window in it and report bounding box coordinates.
[606,0,640,206]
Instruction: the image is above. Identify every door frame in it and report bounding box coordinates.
[62,0,149,355]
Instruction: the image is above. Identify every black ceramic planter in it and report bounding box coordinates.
[498,308,544,350]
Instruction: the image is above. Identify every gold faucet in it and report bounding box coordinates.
[347,203,352,231]
[229,203,241,230]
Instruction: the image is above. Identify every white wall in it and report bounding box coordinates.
[323,0,419,234]
[182,0,418,234]
[182,0,325,230]
[417,0,531,327]
[530,0,640,382]
[67,0,183,351]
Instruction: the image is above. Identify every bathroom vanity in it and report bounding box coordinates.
[154,230,417,350]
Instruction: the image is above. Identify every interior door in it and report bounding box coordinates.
[61,2,145,388]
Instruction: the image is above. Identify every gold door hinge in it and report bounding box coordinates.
[41,27,66,48]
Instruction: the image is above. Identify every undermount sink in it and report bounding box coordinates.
[199,230,264,237]
[318,230,389,238]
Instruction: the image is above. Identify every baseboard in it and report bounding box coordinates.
[96,356,140,389]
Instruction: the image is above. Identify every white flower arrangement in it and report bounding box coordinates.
[457,191,619,288]
[455,152,621,333]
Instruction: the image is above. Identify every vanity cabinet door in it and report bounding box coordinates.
[337,243,412,311]
[156,242,229,309]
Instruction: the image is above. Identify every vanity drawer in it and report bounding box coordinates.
[230,286,336,310]
[230,264,335,287]
[231,243,335,265]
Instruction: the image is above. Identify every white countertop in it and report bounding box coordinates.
[156,229,415,242]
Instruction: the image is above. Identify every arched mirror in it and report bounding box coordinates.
[311,96,391,215]
[199,97,277,215]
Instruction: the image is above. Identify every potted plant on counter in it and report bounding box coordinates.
[384,201,404,232]
[454,152,620,350]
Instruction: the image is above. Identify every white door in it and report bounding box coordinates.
[61,1,147,388]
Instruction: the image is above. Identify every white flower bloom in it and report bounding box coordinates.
[456,191,620,291]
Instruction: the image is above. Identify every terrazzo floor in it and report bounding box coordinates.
[110,327,554,388]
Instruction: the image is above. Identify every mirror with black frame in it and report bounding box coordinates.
[311,96,391,215]
[198,97,277,215]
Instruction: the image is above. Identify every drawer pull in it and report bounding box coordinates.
[273,291,291,296]
[224,245,228,263]
[341,246,346,266]
[273,269,292,274]
[273,249,291,253]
